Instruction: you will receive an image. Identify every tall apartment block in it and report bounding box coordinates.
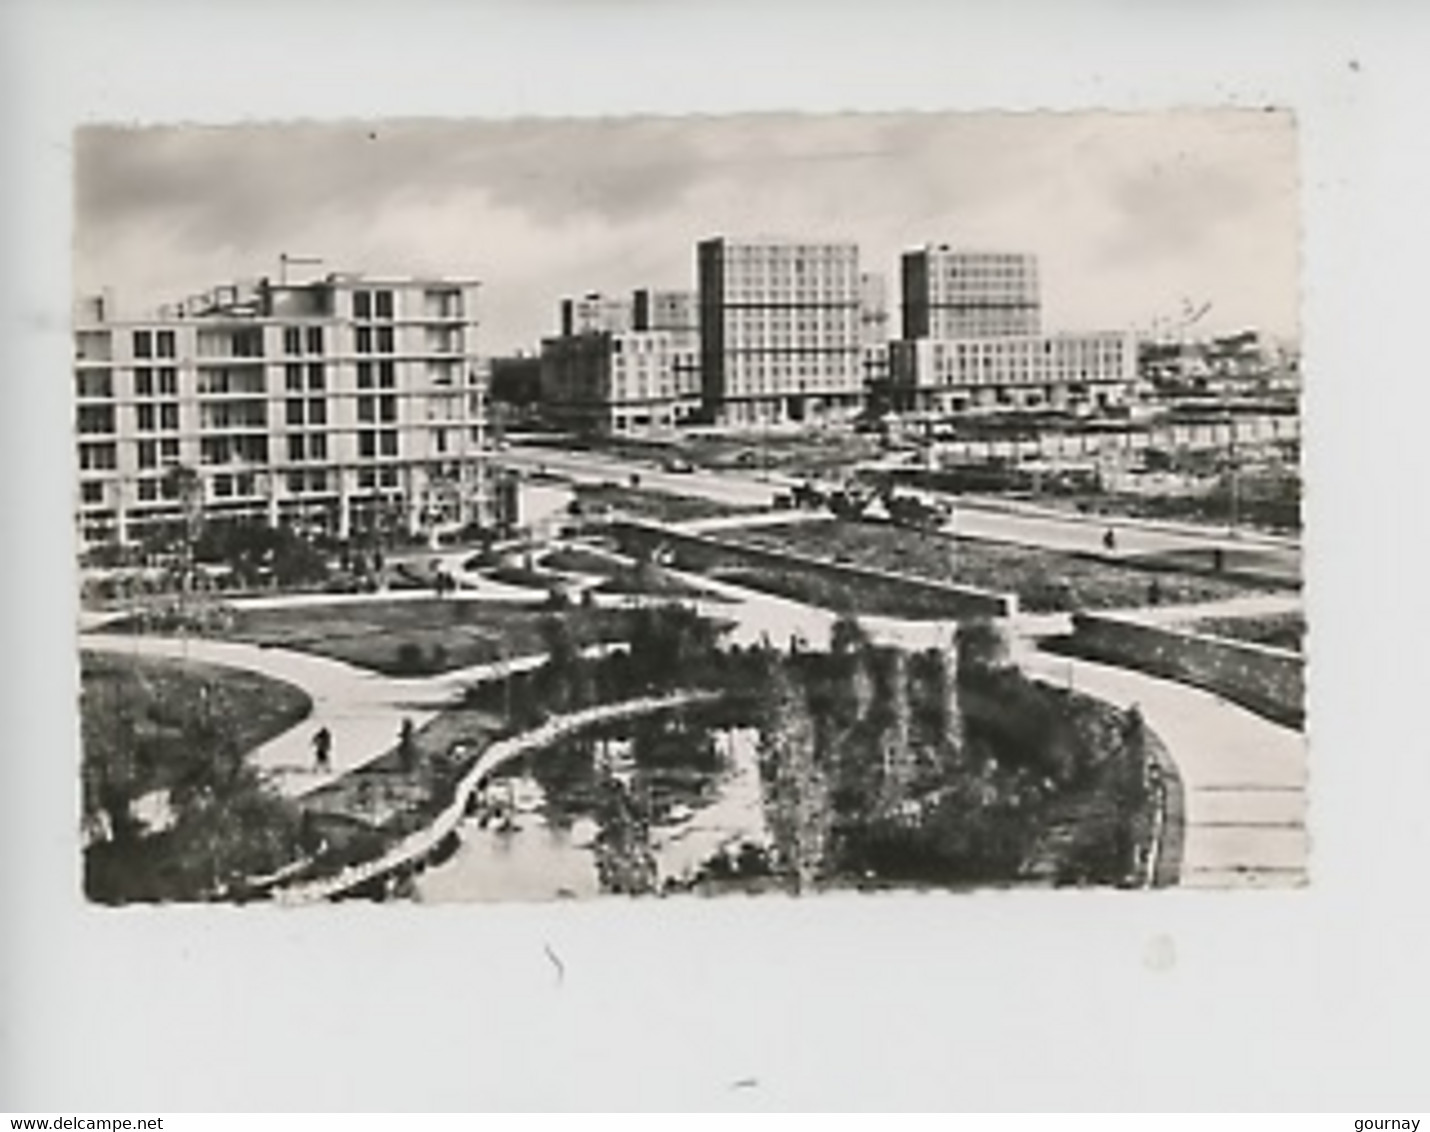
[72,273,492,552]
[697,237,863,427]
[892,246,1133,416]
[901,246,1041,340]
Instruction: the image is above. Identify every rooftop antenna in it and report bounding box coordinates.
[279,253,324,285]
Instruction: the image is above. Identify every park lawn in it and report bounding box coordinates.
[218,598,636,676]
[573,483,761,523]
[711,566,963,620]
[541,544,726,601]
[1120,545,1301,588]
[81,650,313,791]
[1188,612,1305,653]
[722,520,1269,613]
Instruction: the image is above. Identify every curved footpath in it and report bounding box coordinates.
[1017,641,1307,888]
[78,632,550,798]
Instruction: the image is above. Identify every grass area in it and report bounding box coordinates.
[573,483,761,523]
[80,651,313,903]
[541,545,629,574]
[1122,546,1301,588]
[215,599,635,675]
[81,651,312,791]
[723,520,1268,613]
[539,544,723,601]
[713,566,962,620]
[1188,612,1305,653]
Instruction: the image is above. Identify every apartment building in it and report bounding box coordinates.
[632,287,701,411]
[860,271,892,389]
[539,329,698,434]
[560,292,634,336]
[697,237,863,427]
[72,273,491,552]
[889,332,1136,415]
[901,246,1041,340]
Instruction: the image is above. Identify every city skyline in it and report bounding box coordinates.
[75,109,1299,354]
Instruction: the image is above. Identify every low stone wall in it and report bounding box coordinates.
[1069,612,1304,730]
[613,520,1018,620]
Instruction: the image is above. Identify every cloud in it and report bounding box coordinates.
[74,110,1300,351]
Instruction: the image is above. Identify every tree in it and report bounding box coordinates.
[957,619,1011,679]
[757,660,830,892]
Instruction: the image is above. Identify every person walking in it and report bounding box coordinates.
[312,726,333,773]
[1103,527,1117,552]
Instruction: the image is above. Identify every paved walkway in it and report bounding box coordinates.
[1017,643,1308,888]
[78,632,526,799]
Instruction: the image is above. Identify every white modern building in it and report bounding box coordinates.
[72,272,492,552]
[889,332,1137,415]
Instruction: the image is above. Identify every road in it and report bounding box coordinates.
[497,444,1302,577]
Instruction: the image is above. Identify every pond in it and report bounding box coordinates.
[414,707,771,903]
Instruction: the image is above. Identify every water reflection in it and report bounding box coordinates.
[414,711,770,903]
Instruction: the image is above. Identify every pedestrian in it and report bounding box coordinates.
[313,726,332,773]
[1147,578,1162,606]
[399,717,418,773]
[1103,527,1117,552]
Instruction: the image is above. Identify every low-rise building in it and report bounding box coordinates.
[539,329,699,434]
[889,331,1136,416]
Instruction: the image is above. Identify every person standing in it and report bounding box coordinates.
[313,726,333,773]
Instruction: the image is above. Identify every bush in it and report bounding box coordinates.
[395,642,427,675]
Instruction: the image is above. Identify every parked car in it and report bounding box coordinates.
[662,457,695,473]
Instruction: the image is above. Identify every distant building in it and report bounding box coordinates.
[489,353,544,408]
[890,332,1136,416]
[539,329,699,434]
[72,272,493,552]
[697,237,864,427]
[901,246,1041,340]
[860,271,892,391]
[560,292,634,336]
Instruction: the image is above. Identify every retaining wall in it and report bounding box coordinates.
[613,520,1018,620]
[1069,612,1304,729]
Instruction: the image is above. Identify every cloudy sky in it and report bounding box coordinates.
[75,110,1298,353]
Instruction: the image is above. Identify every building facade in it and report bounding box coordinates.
[901,247,1041,340]
[73,274,491,552]
[539,329,699,434]
[860,271,892,391]
[560,292,634,336]
[697,237,864,427]
[889,332,1136,416]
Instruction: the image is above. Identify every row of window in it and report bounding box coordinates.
[131,330,178,359]
[283,326,326,356]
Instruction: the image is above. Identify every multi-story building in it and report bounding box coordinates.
[697,237,863,427]
[889,332,1136,416]
[860,272,891,390]
[901,246,1041,340]
[539,329,699,434]
[560,292,634,336]
[72,273,492,552]
[632,287,701,414]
